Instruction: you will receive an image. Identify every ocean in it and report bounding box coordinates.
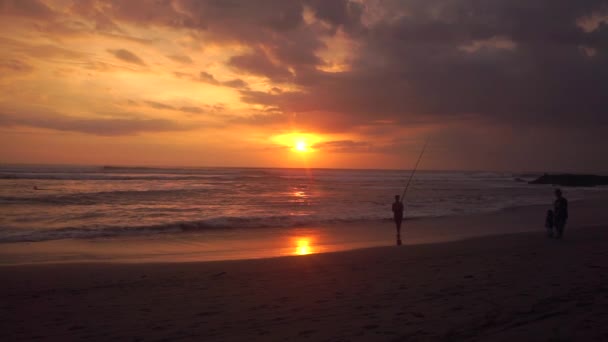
[2,165,607,246]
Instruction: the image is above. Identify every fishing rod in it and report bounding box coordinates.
[400,139,428,203]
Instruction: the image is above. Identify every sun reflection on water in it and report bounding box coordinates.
[295,238,313,255]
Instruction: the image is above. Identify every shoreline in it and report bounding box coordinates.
[0,197,607,268]
[1,224,605,268]
[2,197,608,266]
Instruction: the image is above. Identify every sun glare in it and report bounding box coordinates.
[294,140,309,152]
[272,133,320,154]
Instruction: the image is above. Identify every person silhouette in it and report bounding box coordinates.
[545,209,554,238]
[392,195,404,245]
[553,188,568,239]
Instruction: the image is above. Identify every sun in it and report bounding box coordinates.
[294,140,309,153]
[271,133,320,154]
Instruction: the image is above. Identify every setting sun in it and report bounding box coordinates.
[294,140,309,153]
[272,133,321,154]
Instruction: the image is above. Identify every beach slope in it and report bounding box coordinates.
[2,224,608,341]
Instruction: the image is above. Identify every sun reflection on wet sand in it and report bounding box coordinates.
[295,238,313,255]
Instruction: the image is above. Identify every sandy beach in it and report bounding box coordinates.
[2,199,608,341]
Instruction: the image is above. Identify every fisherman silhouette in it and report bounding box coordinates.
[392,195,404,245]
[545,209,554,238]
[393,140,427,246]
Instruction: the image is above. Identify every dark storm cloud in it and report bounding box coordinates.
[16,0,606,129]
[107,49,146,66]
[5,0,608,169]
[338,0,608,124]
[69,0,122,33]
[72,0,361,33]
[24,0,606,130]
[0,109,192,136]
[223,0,608,131]
[69,0,360,78]
[305,0,365,34]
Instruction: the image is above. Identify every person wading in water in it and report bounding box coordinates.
[393,140,428,246]
[392,195,404,245]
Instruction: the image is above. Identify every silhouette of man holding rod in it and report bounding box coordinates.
[392,195,404,245]
[393,139,427,246]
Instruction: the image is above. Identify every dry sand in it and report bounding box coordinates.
[2,200,608,341]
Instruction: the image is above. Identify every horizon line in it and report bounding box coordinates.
[0,162,602,175]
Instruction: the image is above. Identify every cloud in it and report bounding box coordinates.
[2,0,608,169]
[199,71,219,85]
[231,0,608,131]
[107,49,146,66]
[167,54,193,64]
[222,78,248,89]
[198,72,249,88]
[179,106,203,114]
[228,49,293,82]
[0,59,33,73]
[175,71,249,89]
[0,0,55,19]
[12,0,606,131]
[144,100,175,110]
[313,140,371,153]
[305,0,365,34]
[142,100,206,114]
[0,37,86,60]
[69,1,123,33]
[0,108,192,136]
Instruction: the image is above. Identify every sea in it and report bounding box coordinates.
[2,165,607,247]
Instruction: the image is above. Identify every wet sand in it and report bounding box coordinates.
[2,200,608,341]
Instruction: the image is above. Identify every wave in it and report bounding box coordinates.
[0,188,214,205]
[0,173,282,181]
[0,216,388,243]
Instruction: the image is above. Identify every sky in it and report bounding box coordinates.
[0,0,607,171]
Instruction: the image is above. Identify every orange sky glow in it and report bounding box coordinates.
[0,0,412,169]
[1,0,607,172]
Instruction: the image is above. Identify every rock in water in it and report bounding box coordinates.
[529,173,608,187]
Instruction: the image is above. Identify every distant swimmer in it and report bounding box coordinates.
[392,195,404,245]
